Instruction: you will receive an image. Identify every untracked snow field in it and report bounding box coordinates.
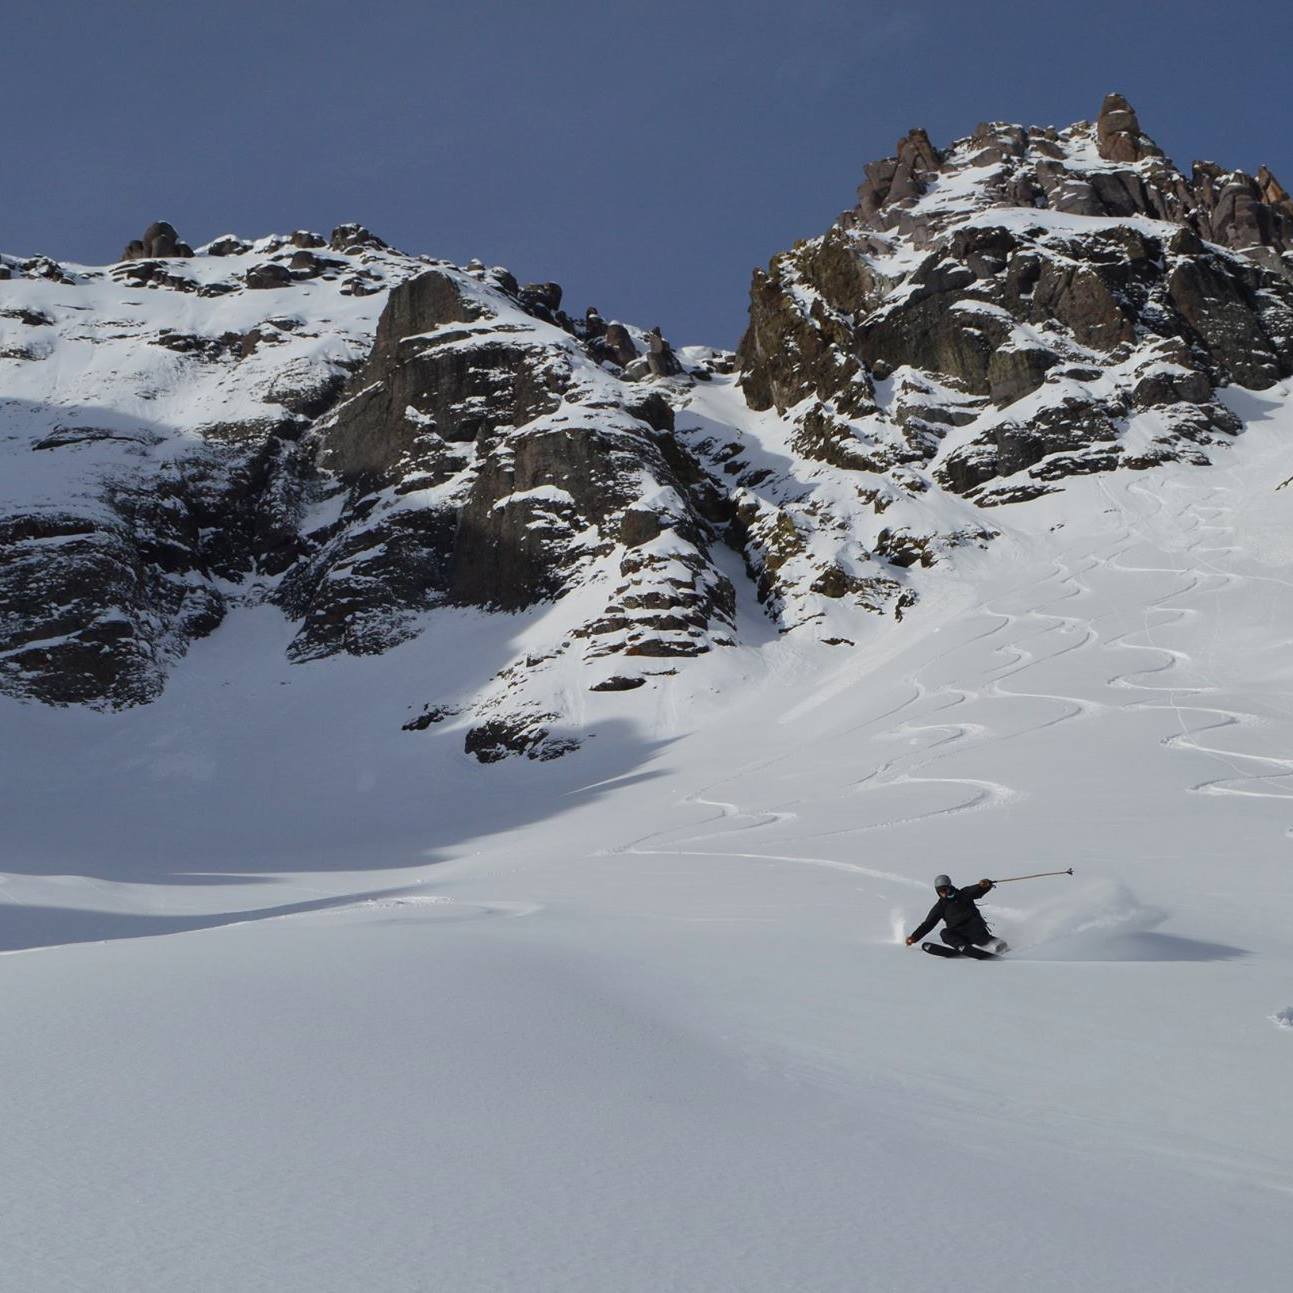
[3,393,1293,1291]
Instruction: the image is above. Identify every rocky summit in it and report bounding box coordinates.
[739,92,1293,507]
[3,95,1292,758]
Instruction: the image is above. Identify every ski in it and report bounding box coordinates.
[921,941,1000,960]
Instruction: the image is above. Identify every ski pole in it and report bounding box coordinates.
[991,868,1074,884]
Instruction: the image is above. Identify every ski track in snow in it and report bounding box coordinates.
[622,461,1291,909]
[624,560,1109,860]
[1098,476,1293,803]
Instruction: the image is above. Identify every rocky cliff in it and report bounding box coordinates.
[2,95,1289,757]
[738,93,1293,507]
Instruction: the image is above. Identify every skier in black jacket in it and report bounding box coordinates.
[906,874,1006,953]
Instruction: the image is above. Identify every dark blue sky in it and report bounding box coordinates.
[6,1,1290,345]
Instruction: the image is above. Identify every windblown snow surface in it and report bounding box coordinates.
[2,380,1293,1291]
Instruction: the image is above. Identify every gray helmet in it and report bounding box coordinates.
[934,874,952,891]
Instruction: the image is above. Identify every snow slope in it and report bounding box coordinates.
[2,370,1291,1289]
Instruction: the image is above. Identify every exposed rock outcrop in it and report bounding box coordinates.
[286,265,736,679]
[739,94,1293,504]
[1095,92,1162,164]
[121,220,195,262]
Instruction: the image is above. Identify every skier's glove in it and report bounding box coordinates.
[905,936,915,946]
[980,878,994,891]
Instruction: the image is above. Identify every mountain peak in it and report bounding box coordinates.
[840,95,1293,276]
[739,92,1293,512]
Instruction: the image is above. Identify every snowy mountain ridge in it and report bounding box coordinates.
[3,93,1293,766]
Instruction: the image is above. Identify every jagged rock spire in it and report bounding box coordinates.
[857,128,942,219]
[1095,92,1162,163]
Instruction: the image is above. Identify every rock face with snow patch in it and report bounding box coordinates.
[738,93,1293,505]
[0,231,416,706]
[280,263,741,684]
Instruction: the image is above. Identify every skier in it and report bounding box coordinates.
[905,874,1006,954]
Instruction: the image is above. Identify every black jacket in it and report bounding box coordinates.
[910,882,993,943]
